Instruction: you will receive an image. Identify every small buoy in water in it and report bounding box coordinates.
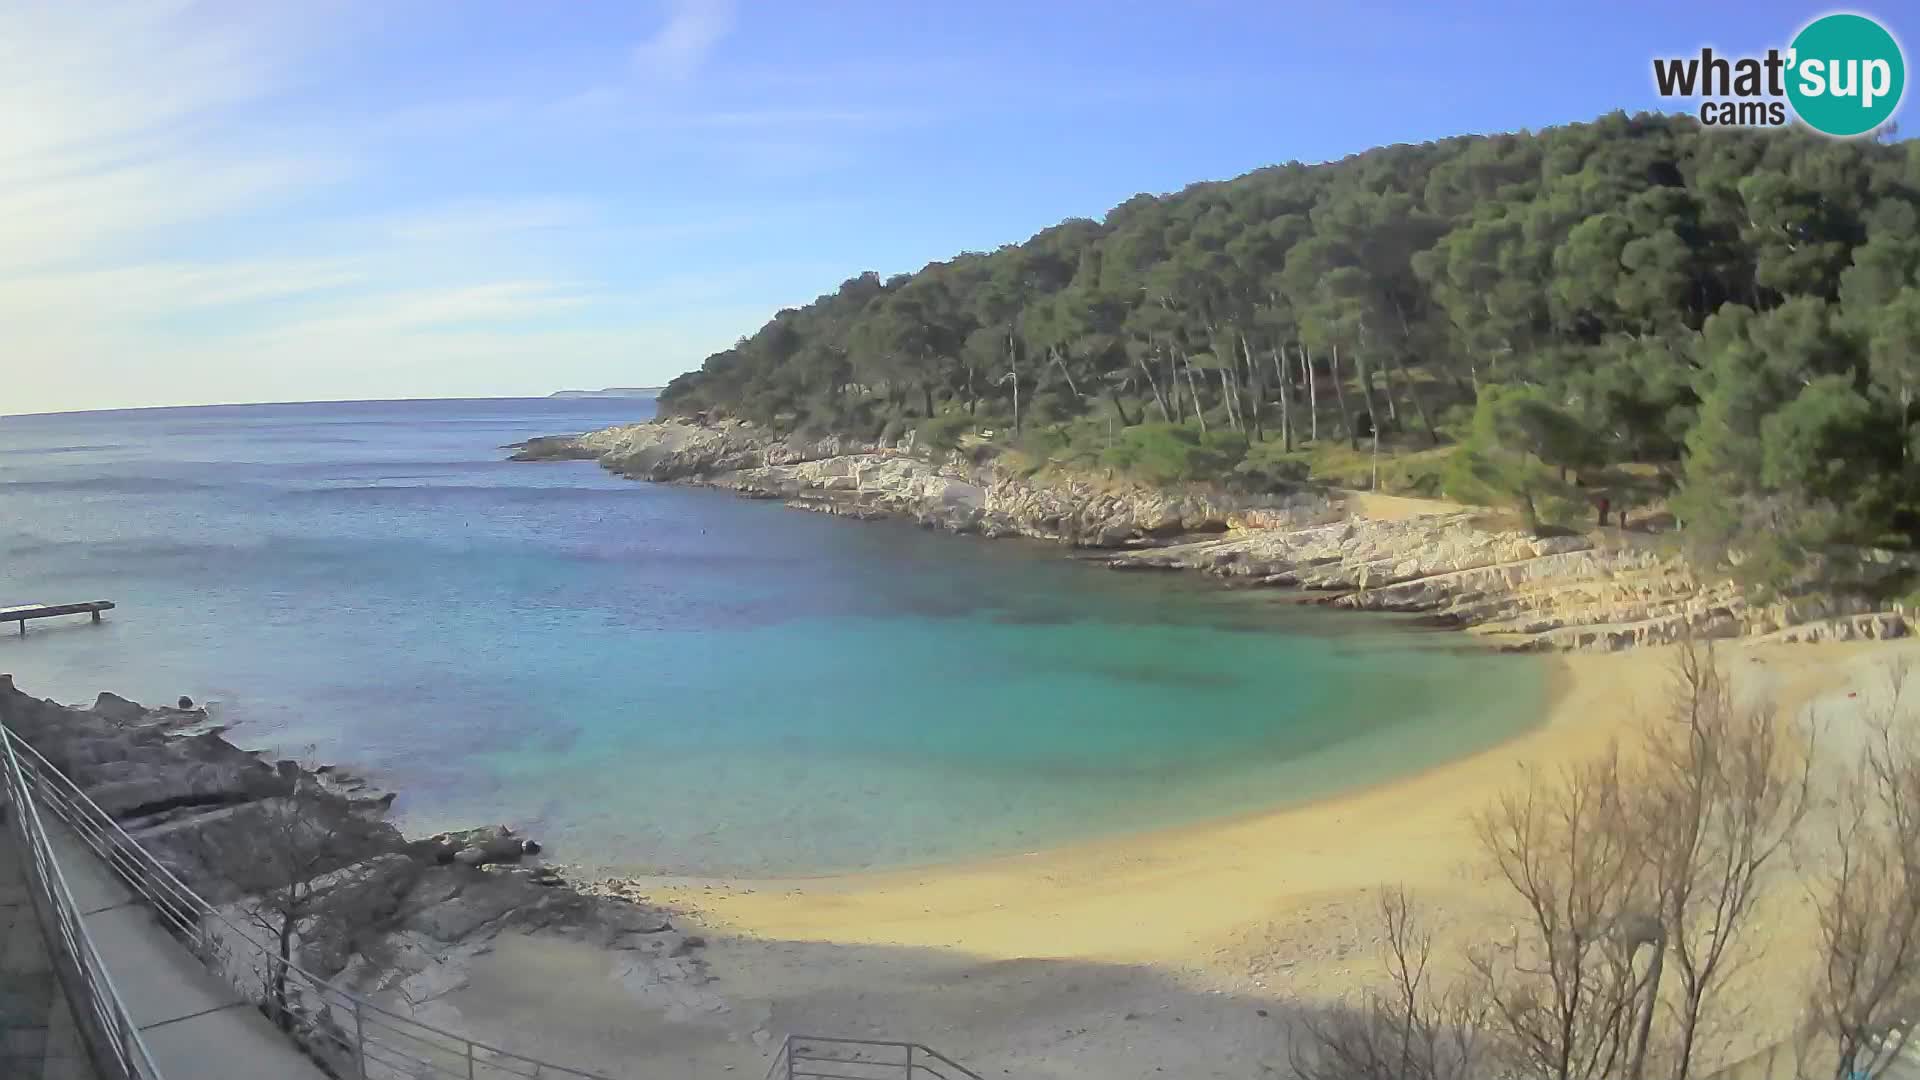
[177,695,194,709]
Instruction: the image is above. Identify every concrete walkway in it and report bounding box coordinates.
[0,816,96,1080]
[1,801,328,1079]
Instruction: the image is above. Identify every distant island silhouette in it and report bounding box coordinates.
[548,387,662,399]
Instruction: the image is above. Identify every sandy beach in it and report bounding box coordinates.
[655,639,1881,982]
[436,637,1912,1079]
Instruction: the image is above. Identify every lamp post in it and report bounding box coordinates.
[1617,910,1667,1080]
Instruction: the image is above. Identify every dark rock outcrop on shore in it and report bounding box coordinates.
[0,674,703,1062]
[507,435,602,463]
[513,417,1920,652]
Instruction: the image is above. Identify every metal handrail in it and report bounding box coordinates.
[6,720,990,1080]
[0,723,619,1080]
[1,725,166,1079]
[765,1035,984,1080]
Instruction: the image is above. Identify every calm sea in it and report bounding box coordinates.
[0,397,1544,875]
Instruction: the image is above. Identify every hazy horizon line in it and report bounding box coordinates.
[0,390,662,421]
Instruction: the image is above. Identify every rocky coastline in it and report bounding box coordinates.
[0,674,709,1076]
[513,416,1918,651]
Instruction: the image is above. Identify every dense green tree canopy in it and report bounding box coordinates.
[661,112,1920,569]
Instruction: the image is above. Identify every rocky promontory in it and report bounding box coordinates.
[0,675,706,1077]
[513,417,1916,651]
[513,416,1335,546]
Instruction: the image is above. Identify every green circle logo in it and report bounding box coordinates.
[1787,13,1906,137]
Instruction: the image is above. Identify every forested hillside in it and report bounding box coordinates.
[660,112,1920,581]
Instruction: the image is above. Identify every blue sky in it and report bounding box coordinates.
[5,1,1914,414]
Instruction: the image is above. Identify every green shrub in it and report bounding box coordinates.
[1385,455,1448,497]
[1100,423,1249,485]
[1436,402,1478,442]
[1232,440,1313,492]
[1015,424,1071,457]
[916,412,975,453]
[998,424,1072,476]
[1442,386,1592,528]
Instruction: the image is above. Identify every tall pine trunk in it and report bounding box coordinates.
[1271,347,1292,451]
[1182,354,1208,434]
[1006,327,1021,435]
[1138,354,1171,421]
[1379,362,1401,425]
[1241,333,1263,442]
[1354,350,1383,446]
[1166,351,1183,423]
[1047,347,1082,401]
[1386,350,1438,445]
[1300,345,1318,442]
[1329,344,1356,450]
[1903,384,1913,463]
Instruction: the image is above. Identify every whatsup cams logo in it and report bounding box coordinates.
[1652,12,1905,136]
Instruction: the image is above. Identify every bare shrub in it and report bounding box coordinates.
[1627,638,1814,1078]
[1467,747,1644,1080]
[1291,887,1482,1080]
[1294,639,1829,1080]
[193,776,394,1031]
[1802,660,1920,1080]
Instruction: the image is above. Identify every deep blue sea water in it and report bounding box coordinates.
[0,398,1546,875]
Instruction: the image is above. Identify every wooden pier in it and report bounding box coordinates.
[3,601,115,635]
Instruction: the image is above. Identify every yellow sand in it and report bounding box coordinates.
[657,640,1891,994]
[1336,488,1467,520]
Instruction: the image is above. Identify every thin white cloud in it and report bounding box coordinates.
[258,281,598,342]
[0,259,367,320]
[0,152,356,274]
[3,323,722,414]
[632,0,736,81]
[0,2,282,172]
[0,0,871,416]
[369,97,534,142]
[0,3,633,415]
[0,1,353,273]
[661,107,925,131]
[381,200,599,245]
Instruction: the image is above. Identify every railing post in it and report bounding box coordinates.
[355,996,368,1080]
[786,1036,796,1080]
[2,724,162,1078]
[907,1043,914,1078]
[8,718,626,1080]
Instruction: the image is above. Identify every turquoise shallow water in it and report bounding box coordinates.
[0,398,1546,875]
